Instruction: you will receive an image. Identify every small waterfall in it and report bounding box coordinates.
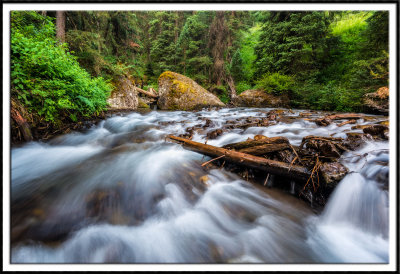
[306,152,389,263]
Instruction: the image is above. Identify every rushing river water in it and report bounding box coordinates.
[10,108,389,263]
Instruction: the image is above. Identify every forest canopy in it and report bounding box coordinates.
[10,10,389,128]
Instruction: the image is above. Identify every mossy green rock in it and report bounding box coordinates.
[137,97,150,109]
[157,71,225,110]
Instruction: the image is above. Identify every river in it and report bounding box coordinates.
[10,107,389,264]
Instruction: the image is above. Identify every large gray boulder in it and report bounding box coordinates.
[234,89,289,108]
[107,76,138,110]
[157,71,225,110]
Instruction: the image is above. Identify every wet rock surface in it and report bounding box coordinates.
[235,89,290,108]
[320,162,349,185]
[157,71,225,110]
[362,124,389,139]
[363,86,389,115]
[107,76,138,110]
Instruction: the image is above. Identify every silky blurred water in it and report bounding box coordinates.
[11,108,389,263]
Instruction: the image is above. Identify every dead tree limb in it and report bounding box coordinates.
[201,155,225,167]
[11,105,33,142]
[238,143,289,155]
[222,136,289,150]
[167,135,311,182]
[135,87,158,98]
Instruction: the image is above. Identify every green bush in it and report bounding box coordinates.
[143,83,158,92]
[235,81,252,94]
[208,85,229,104]
[11,11,112,123]
[256,73,295,95]
[292,80,366,112]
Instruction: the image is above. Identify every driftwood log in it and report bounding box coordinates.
[222,136,289,150]
[167,135,311,182]
[136,87,158,98]
[238,143,290,155]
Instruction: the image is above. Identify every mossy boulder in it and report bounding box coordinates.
[157,71,225,110]
[235,89,289,108]
[107,76,138,110]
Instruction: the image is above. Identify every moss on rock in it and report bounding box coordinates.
[137,97,150,109]
[157,71,225,110]
[107,76,138,110]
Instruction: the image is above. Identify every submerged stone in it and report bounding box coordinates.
[344,132,373,150]
[320,162,349,185]
[207,129,224,139]
[362,124,389,139]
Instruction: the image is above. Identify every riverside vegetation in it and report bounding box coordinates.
[10,10,388,143]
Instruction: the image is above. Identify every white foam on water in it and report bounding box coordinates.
[10,107,389,263]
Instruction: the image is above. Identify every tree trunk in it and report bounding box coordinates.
[209,11,228,86]
[56,11,66,43]
[11,103,33,142]
[167,135,311,182]
[225,73,238,101]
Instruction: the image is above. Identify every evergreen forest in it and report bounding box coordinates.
[11,10,389,131]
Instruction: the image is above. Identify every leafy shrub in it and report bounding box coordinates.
[292,80,366,112]
[11,11,112,123]
[218,92,230,104]
[256,73,295,95]
[208,85,229,104]
[235,82,252,94]
[229,49,244,82]
[143,84,158,92]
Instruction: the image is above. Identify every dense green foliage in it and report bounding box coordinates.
[255,12,330,79]
[256,73,295,95]
[255,11,388,111]
[11,11,112,124]
[11,10,389,121]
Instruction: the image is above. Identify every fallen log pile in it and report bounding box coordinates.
[167,135,311,182]
[166,132,369,208]
[164,108,389,208]
[135,87,158,98]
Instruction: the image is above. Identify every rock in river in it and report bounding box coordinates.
[320,162,349,185]
[363,86,389,115]
[107,76,138,110]
[157,71,225,110]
